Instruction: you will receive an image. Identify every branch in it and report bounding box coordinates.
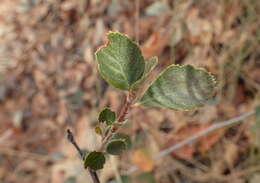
[67,129,84,158]
[67,93,133,182]
[126,111,255,174]
[67,129,101,183]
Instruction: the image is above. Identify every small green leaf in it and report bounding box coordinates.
[131,57,158,91]
[96,32,145,90]
[106,139,126,155]
[98,108,116,125]
[112,133,132,149]
[84,151,105,170]
[140,65,216,110]
[95,126,103,137]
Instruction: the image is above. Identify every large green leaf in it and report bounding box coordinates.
[96,32,145,90]
[140,65,216,110]
[84,151,105,170]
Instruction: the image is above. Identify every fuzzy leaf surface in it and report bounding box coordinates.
[140,65,216,110]
[96,32,145,90]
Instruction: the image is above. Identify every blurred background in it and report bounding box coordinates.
[0,0,259,183]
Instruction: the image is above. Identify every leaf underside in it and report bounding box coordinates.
[96,32,145,90]
[140,65,216,110]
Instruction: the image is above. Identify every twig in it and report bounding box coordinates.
[155,111,255,159]
[67,129,84,158]
[67,93,133,183]
[126,111,255,174]
[67,129,101,183]
[117,95,131,123]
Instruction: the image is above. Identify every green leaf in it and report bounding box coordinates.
[112,133,132,149]
[106,139,126,155]
[131,57,158,91]
[98,108,116,125]
[96,32,145,90]
[140,65,216,110]
[84,151,105,170]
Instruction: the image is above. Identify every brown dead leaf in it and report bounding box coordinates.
[141,31,170,58]
[167,137,196,159]
[132,148,154,172]
[166,124,202,159]
[167,123,224,159]
[199,129,224,155]
[185,8,213,45]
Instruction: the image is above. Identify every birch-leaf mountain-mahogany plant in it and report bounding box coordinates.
[67,31,216,183]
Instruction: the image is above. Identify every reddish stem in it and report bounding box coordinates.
[99,94,133,150]
[117,96,131,122]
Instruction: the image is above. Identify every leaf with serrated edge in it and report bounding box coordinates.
[106,139,126,155]
[96,32,145,90]
[140,65,216,110]
[84,151,105,170]
[131,56,158,91]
